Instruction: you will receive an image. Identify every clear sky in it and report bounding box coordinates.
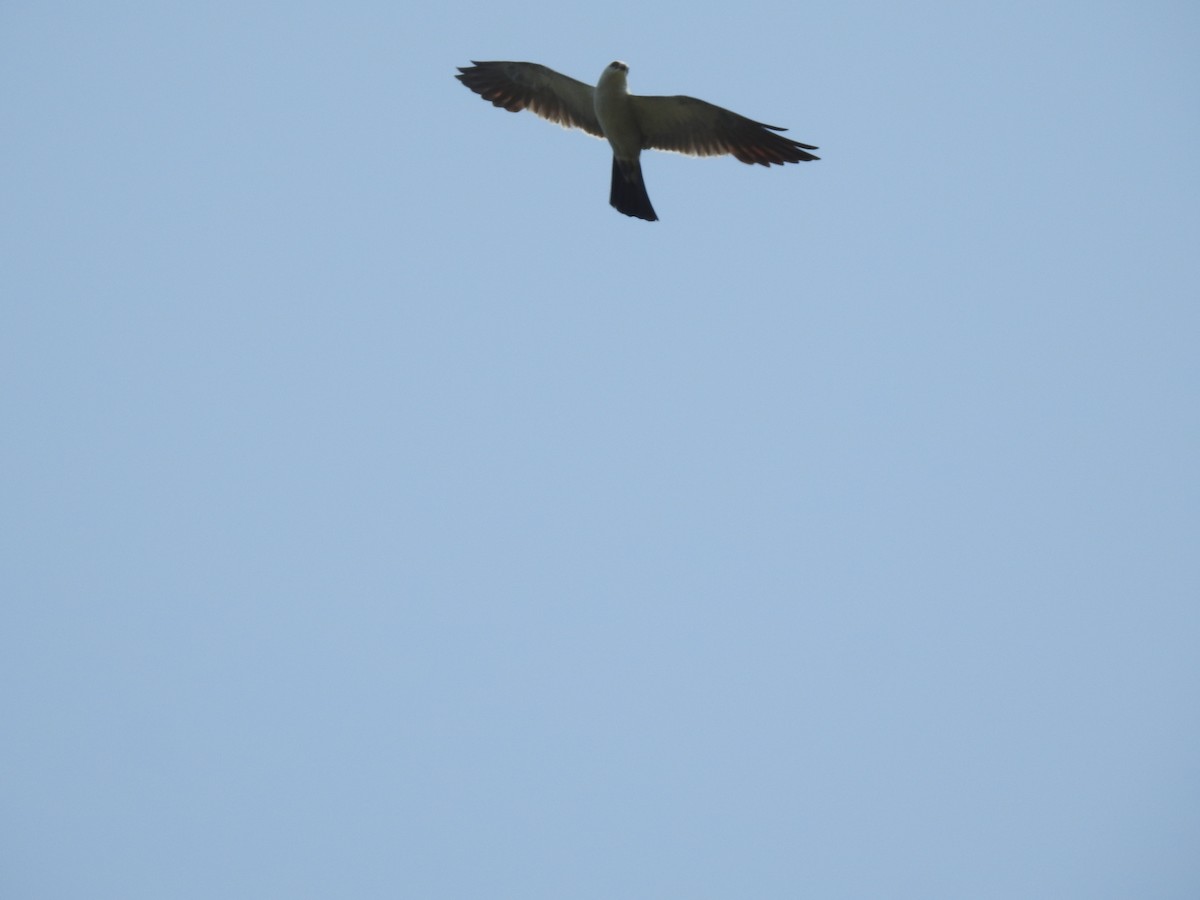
[3,1,1198,897]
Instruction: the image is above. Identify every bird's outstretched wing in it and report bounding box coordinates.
[632,95,820,166]
[456,61,604,138]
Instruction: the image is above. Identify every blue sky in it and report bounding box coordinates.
[3,1,1198,897]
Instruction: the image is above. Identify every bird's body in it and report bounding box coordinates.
[593,63,658,220]
[456,60,819,221]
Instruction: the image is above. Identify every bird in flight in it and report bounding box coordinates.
[456,60,819,222]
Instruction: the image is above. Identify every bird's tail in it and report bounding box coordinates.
[610,157,658,222]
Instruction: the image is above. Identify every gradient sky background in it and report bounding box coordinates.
[3,2,1198,897]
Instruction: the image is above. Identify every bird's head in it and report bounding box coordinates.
[599,60,630,92]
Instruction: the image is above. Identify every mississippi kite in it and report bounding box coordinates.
[456,60,819,221]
